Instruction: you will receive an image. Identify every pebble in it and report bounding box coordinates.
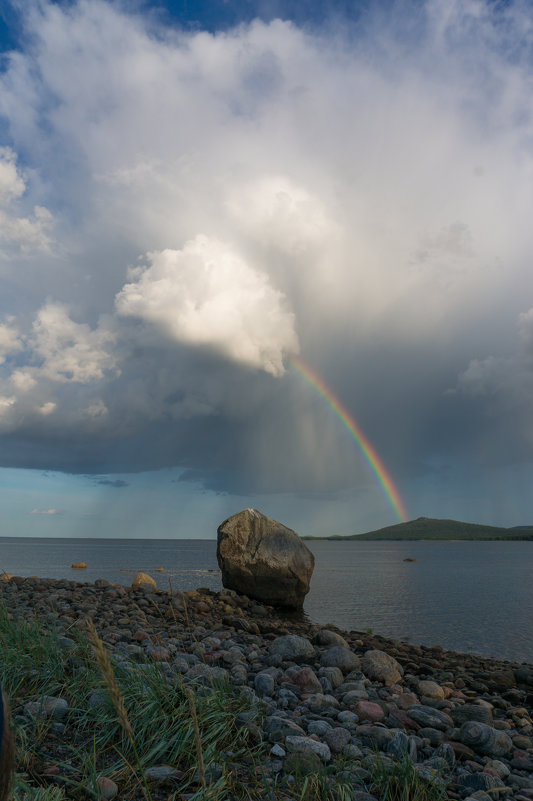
[96,777,119,799]
[1,574,533,801]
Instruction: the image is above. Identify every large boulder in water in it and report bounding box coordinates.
[217,508,314,609]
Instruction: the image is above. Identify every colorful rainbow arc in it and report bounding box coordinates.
[291,356,408,523]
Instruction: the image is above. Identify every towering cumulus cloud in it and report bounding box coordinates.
[115,236,298,376]
[0,0,533,516]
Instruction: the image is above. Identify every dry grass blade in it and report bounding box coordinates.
[186,686,206,791]
[86,617,134,743]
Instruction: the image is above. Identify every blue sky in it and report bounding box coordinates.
[1,0,533,538]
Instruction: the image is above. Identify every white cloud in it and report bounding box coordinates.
[29,303,118,384]
[226,175,336,256]
[115,236,299,375]
[0,0,532,493]
[29,508,63,515]
[38,401,56,416]
[0,148,53,252]
[0,321,23,365]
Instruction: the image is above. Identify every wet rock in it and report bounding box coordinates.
[217,508,314,608]
[361,650,403,685]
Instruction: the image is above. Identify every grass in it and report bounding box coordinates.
[1,602,451,801]
[367,753,449,801]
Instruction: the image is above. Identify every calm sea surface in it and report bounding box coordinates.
[1,537,532,664]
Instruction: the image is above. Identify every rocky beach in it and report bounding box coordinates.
[2,572,533,801]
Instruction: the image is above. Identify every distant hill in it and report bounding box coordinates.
[311,517,533,541]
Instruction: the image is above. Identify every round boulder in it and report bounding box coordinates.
[320,646,360,673]
[361,649,403,686]
[269,634,315,662]
[217,508,314,608]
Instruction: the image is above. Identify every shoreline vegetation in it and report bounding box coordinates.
[303,517,533,541]
[1,574,533,801]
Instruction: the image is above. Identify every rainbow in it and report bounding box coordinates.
[291,356,408,522]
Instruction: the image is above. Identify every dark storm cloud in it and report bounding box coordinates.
[0,0,532,498]
[96,478,129,488]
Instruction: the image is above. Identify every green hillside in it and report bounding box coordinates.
[320,517,533,541]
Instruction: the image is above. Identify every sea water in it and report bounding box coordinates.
[0,537,531,663]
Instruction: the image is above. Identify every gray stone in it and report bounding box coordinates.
[325,727,351,753]
[305,692,339,713]
[320,646,360,673]
[386,731,413,760]
[145,765,181,781]
[361,650,403,685]
[451,703,493,727]
[269,635,315,662]
[407,705,453,731]
[456,773,507,793]
[24,696,68,720]
[264,715,306,742]
[285,735,331,762]
[217,508,314,608]
[433,742,455,768]
[319,666,344,688]
[270,744,286,757]
[307,719,333,736]
[314,629,349,649]
[484,759,509,779]
[96,777,118,800]
[337,710,359,727]
[254,672,275,696]
[459,721,512,757]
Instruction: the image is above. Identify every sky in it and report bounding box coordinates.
[0,0,533,539]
